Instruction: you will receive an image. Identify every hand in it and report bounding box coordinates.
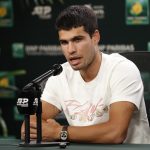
[41,119,62,141]
[21,117,62,142]
[21,116,36,140]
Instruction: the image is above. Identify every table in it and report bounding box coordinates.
[0,138,150,150]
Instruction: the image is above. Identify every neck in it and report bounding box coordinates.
[80,51,102,82]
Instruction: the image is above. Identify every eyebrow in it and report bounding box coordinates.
[59,35,85,42]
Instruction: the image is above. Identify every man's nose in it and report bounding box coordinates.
[68,42,76,54]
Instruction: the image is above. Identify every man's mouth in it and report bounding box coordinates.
[69,57,81,66]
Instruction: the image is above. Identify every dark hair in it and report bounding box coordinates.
[55,5,98,37]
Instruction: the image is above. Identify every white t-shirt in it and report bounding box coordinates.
[41,53,150,143]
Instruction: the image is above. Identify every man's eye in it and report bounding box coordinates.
[60,41,68,45]
[74,38,82,43]
[75,39,80,42]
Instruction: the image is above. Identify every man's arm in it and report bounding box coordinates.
[66,101,135,144]
[41,100,61,120]
[21,100,136,143]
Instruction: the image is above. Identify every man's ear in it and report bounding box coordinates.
[92,30,100,44]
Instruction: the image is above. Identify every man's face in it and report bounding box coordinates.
[58,26,98,71]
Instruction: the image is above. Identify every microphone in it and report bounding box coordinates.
[16,86,38,115]
[16,64,63,146]
[23,64,63,90]
[16,86,38,144]
[17,64,63,114]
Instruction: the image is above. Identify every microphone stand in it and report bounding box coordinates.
[34,82,42,144]
[19,82,42,146]
[20,82,68,148]
[24,114,30,144]
[18,64,68,148]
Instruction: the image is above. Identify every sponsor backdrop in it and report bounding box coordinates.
[0,0,150,138]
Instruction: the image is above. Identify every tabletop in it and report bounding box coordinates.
[0,138,150,150]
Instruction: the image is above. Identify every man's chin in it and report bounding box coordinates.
[70,64,81,71]
[68,61,82,70]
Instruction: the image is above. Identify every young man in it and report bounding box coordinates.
[21,5,150,144]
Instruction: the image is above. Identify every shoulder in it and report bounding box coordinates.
[102,52,140,72]
[101,53,142,86]
[104,53,142,87]
[103,52,131,65]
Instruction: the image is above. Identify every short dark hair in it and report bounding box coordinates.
[55,5,98,37]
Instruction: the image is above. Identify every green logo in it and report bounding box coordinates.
[12,43,25,58]
[126,0,149,25]
[0,0,13,27]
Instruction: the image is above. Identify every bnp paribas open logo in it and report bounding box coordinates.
[126,0,149,25]
[12,43,25,58]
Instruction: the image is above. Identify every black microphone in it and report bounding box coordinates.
[16,64,63,114]
[16,64,63,146]
[16,87,38,115]
[17,64,63,114]
[24,64,63,90]
[16,86,38,144]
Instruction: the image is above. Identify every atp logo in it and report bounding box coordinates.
[17,98,29,107]
[20,0,65,20]
[32,6,52,19]
[33,98,38,106]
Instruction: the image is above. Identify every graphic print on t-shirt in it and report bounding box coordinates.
[64,99,108,122]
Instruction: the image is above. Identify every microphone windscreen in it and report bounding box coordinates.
[16,87,38,115]
[52,64,63,76]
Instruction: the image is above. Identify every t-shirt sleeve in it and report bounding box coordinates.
[41,76,62,111]
[109,60,144,109]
